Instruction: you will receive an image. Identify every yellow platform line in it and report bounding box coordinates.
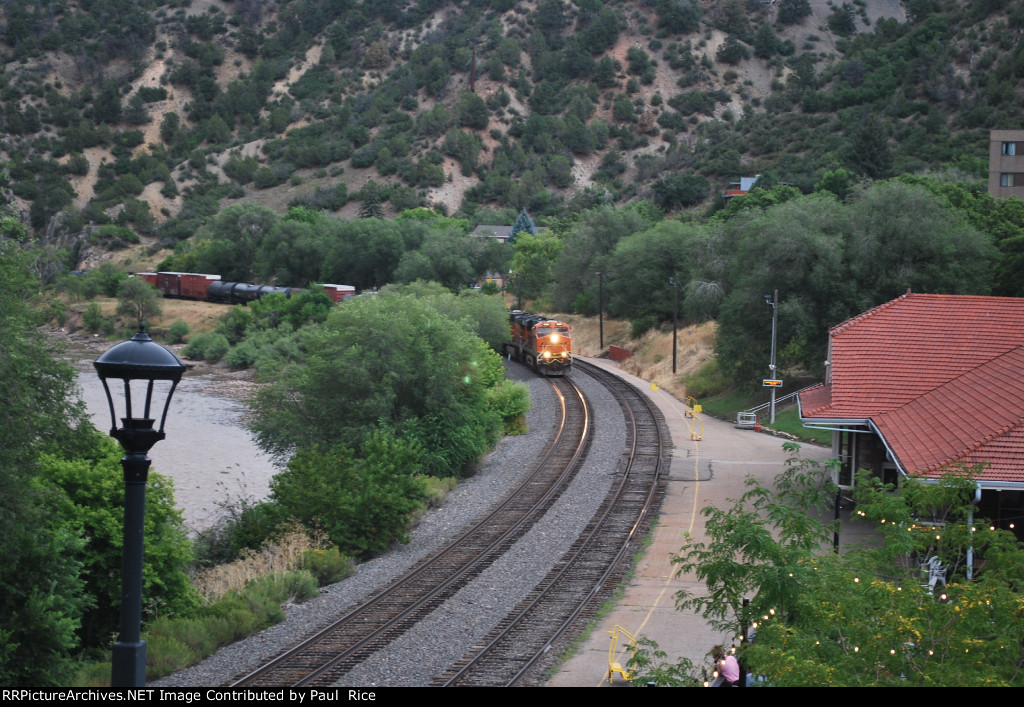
[601,390,702,686]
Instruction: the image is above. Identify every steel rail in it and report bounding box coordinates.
[437,360,668,686]
[230,375,592,687]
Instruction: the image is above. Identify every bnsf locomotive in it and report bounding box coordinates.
[137,272,355,305]
[503,310,572,376]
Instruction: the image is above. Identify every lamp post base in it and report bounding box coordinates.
[111,640,147,687]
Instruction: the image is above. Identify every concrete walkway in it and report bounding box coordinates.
[546,358,835,687]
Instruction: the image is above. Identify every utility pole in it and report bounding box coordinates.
[765,289,779,424]
[597,271,604,350]
[670,274,679,374]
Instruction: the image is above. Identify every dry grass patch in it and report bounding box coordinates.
[552,313,717,402]
[158,299,229,336]
[63,296,226,339]
[618,321,717,401]
[550,312,632,357]
[191,523,329,603]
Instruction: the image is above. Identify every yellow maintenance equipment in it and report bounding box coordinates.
[684,396,697,417]
[608,625,637,684]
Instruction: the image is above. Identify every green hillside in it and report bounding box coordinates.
[1,0,1021,249]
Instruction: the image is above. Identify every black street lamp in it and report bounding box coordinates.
[94,325,186,687]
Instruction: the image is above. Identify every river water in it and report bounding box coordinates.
[70,345,279,533]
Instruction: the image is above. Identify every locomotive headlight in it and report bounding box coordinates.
[542,351,551,359]
[550,334,560,343]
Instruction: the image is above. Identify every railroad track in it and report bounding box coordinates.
[230,375,593,687]
[230,360,667,687]
[434,360,668,686]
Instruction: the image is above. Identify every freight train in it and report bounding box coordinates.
[137,272,355,305]
[503,310,572,376]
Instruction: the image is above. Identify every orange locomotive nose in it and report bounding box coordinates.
[504,311,572,376]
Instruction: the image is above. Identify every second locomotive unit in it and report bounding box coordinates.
[503,310,572,376]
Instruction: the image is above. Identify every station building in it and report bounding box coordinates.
[798,292,1024,534]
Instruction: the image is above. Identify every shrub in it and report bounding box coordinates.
[682,359,729,399]
[420,476,458,509]
[270,436,428,559]
[82,302,105,333]
[168,320,190,344]
[487,379,532,434]
[252,166,281,189]
[222,340,259,369]
[299,547,354,586]
[182,332,230,361]
[138,569,319,681]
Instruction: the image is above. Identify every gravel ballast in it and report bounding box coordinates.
[153,362,626,687]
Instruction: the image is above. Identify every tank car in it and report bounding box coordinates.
[503,310,572,376]
[207,281,303,304]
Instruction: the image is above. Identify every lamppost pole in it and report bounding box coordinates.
[597,271,604,350]
[95,326,185,687]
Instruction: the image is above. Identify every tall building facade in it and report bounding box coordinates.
[989,129,1024,199]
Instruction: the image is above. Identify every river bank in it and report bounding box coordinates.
[55,328,278,533]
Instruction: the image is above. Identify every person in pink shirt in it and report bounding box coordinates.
[717,649,740,687]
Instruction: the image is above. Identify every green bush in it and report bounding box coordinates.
[486,379,532,435]
[682,359,729,400]
[182,332,230,362]
[144,634,198,680]
[222,340,259,369]
[421,476,458,508]
[299,547,354,586]
[82,302,105,333]
[89,263,128,297]
[135,570,318,681]
[168,319,190,344]
[270,434,428,559]
[245,571,318,608]
[192,498,285,566]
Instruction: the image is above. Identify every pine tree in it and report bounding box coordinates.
[358,181,385,219]
[845,114,893,179]
[509,208,536,243]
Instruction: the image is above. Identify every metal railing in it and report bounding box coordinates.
[736,383,821,426]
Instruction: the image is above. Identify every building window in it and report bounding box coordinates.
[1003,142,1018,156]
[1001,173,1017,187]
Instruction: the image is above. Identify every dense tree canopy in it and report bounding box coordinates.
[551,203,660,313]
[270,433,428,559]
[1,225,90,685]
[250,288,512,477]
[712,181,998,386]
[0,247,192,683]
[674,445,1024,687]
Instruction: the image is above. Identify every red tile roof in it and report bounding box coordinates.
[800,293,1024,483]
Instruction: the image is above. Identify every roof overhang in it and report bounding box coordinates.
[802,413,1024,491]
[797,392,870,429]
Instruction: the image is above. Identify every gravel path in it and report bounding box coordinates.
[153,362,626,687]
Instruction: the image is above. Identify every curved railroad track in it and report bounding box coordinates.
[229,360,668,687]
[435,360,669,686]
[230,375,592,687]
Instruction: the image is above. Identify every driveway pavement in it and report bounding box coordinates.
[546,358,844,687]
